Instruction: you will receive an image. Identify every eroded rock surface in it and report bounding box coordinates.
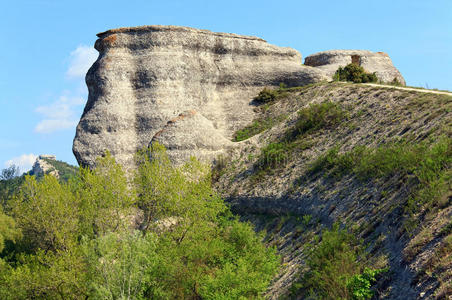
[305,50,406,85]
[31,155,59,178]
[73,25,328,168]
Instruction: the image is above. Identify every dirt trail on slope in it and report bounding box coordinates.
[364,83,452,96]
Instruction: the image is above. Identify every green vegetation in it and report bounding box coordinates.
[309,136,452,225]
[39,158,78,181]
[0,145,279,299]
[292,223,385,299]
[333,64,378,83]
[256,101,348,171]
[252,84,289,104]
[234,114,287,142]
[291,101,348,138]
[0,169,25,208]
[253,87,279,103]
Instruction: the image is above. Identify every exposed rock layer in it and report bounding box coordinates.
[305,50,406,85]
[73,25,328,168]
[31,155,59,178]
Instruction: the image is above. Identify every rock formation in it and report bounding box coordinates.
[73,25,328,168]
[73,26,407,168]
[304,50,405,85]
[31,155,59,178]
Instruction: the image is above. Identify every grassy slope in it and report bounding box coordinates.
[214,82,452,299]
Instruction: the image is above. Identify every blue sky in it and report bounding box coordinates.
[1,0,451,172]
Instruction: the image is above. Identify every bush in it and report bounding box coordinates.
[255,101,348,173]
[295,223,384,299]
[253,87,278,103]
[293,101,348,138]
[258,142,290,170]
[253,84,289,104]
[333,63,378,83]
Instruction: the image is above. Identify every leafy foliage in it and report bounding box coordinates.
[253,87,279,104]
[233,114,287,142]
[295,223,384,299]
[256,101,347,171]
[0,145,279,299]
[0,208,20,253]
[333,63,378,83]
[0,165,19,181]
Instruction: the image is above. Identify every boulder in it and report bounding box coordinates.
[304,50,405,85]
[73,25,328,168]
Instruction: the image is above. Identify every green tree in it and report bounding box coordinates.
[0,144,279,299]
[77,152,135,238]
[333,64,378,83]
[0,165,20,181]
[10,175,79,252]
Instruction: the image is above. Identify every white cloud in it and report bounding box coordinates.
[66,45,98,79]
[34,95,85,134]
[5,153,37,174]
[35,119,79,134]
[34,45,93,134]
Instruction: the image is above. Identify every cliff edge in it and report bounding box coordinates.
[73,25,328,168]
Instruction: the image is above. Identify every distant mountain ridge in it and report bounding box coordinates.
[29,155,77,181]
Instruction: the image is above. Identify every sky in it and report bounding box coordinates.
[1,0,451,172]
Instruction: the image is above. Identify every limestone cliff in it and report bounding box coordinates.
[73,25,328,168]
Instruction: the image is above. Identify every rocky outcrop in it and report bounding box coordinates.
[304,50,406,85]
[73,25,328,168]
[31,155,59,178]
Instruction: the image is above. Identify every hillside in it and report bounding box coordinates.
[0,157,77,203]
[29,155,78,181]
[214,82,452,299]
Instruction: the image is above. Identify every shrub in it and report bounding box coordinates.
[253,84,289,104]
[258,142,290,170]
[233,114,287,142]
[293,101,348,138]
[255,101,348,173]
[333,63,378,83]
[253,87,278,103]
[308,137,452,226]
[295,223,384,299]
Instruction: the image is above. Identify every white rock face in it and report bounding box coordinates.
[304,50,406,85]
[73,25,328,168]
[31,155,59,177]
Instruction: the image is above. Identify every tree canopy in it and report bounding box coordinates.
[0,144,279,299]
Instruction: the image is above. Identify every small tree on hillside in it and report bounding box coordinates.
[333,63,378,83]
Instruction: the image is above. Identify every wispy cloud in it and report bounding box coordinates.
[5,153,37,173]
[34,45,95,135]
[66,45,98,79]
[34,95,85,134]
